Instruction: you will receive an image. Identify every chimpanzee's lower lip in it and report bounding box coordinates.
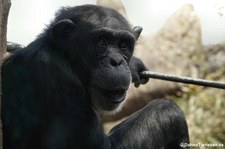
[97,86,127,103]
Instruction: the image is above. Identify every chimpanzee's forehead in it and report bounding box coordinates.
[83,15,131,31]
[79,7,131,30]
[54,5,132,30]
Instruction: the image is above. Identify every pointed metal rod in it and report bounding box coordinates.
[140,71,225,89]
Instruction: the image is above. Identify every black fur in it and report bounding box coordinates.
[1,4,189,149]
[109,99,189,149]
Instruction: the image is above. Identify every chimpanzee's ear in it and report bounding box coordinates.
[133,26,143,40]
[51,19,75,49]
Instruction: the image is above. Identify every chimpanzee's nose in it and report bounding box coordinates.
[108,53,124,67]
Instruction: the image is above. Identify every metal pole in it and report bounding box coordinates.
[141,71,225,89]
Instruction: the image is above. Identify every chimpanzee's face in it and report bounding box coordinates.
[88,27,136,114]
[50,6,142,114]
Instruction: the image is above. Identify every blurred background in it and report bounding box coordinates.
[8,0,225,45]
[6,0,225,148]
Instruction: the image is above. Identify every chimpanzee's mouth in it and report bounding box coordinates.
[104,89,126,100]
[96,86,127,103]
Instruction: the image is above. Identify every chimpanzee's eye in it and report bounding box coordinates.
[98,38,108,48]
[119,41,129,50]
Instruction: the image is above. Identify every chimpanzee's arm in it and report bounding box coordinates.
[108,99,190,149]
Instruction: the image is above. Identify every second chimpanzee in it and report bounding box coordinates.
[1,4,189,149]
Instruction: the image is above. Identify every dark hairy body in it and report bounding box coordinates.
[1,4,189,149]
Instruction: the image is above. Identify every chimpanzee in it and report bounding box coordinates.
[1,4,189,149]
